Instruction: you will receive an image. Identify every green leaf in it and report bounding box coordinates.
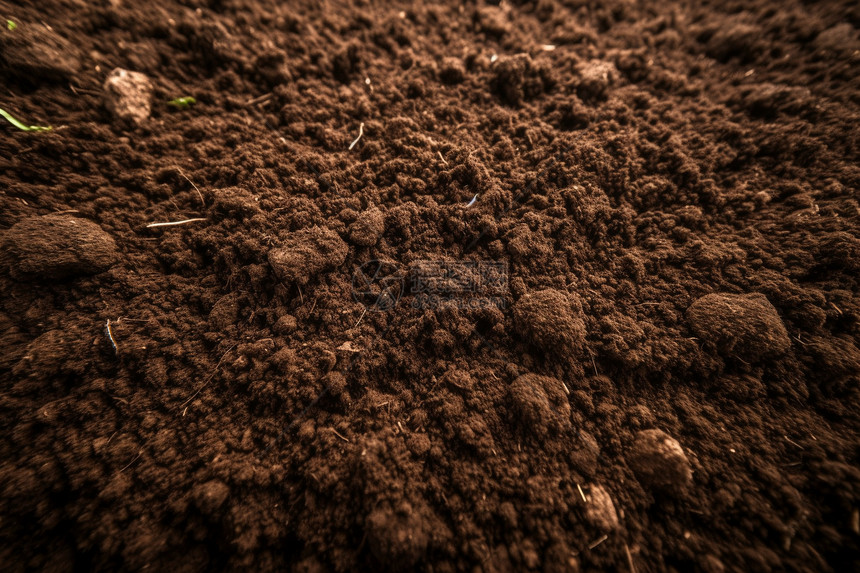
[168,97,196,109]
[0,108,52,132]
[6,20,16,31]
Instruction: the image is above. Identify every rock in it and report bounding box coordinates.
[192,480,230,515]
[103,68,153,126]
[3,215,118,280]
[348,208,385,246]
[513,289,586,357]
[366,502,430,570]
[0,22,80,81]
[686,293,791,361]
[268,226,348,285]
[584,485,620,532]
[508,373,571,435]
[628,429,693,493]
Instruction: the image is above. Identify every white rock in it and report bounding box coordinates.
[103,68,153,126]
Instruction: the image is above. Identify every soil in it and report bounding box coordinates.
[1,0,859,571]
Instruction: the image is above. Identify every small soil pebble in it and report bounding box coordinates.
[0,22,80,81]
[348,208,385,246]
[192,480,230,515]
[575,60,617,101]
[273,314,298,334]
[508,372,571,434]
[813,23,860,54]
[491,54,553,105]
[705,21,763,62]
[2,215,118,280]
[584,484,620,532]
[628,429,693,493]
[103,68,154,126]
[268,226,348,285]
[513,289,586,357]
[439,57,466,84]
[686,293,791,361]
[366,503,430,570]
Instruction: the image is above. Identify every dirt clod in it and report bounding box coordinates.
[687,293,791,361]
[348,208,385,246]
[3,215,118,280]
[513,289,586,358]
[628,429,693,494]
[0,22,80,81]
[268,226,348,285]
[508,372,571,434]
[584,484,620,532]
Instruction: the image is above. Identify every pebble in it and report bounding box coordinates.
[687,292,791,361]
[268,226,348,285]
[103,68,153,126]
[628,429,693,493]
[3,215,118,280]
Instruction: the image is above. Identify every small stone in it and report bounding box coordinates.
[103,68,153,126]
[584,484,620,532]
[268,226,348,285]
[348,208,385,246]
[628,429,693,493]
[0,23,80,81]
[508,373,571,434]
[687,292,791,361]
[513,289,586,357]
[3,215,118,280]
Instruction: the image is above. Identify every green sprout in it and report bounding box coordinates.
[6,20,16,31]
[0,108,51,132]
[168,97,196,109]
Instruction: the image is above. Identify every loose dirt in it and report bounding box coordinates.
[1,0,859,571]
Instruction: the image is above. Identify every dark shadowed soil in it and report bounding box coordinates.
[1,0,859,571]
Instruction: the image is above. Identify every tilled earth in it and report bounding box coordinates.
[1,0,859,571]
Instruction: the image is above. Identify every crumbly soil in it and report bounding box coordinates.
[1,0,859,571]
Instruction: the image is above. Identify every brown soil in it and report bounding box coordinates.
[1,0,859,571]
